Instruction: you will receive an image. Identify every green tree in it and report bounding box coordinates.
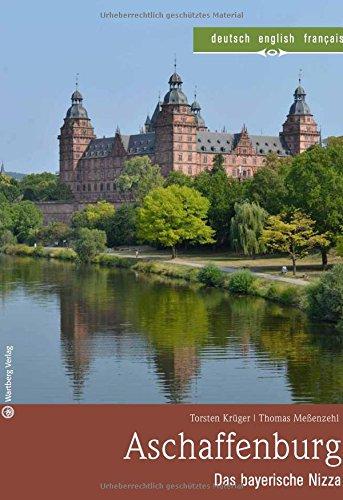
[164,171,194,188]
[11,201,43,243]
[107,204,137,246]
[261,210,329,275]
[20,172,73,201]
[194,166,244,245]
[71,200,115,235]
[307,264,343,325]
[116,156,164,203]
[73,228,107,263]
[0,230,17,247]
[137,185,215,258]
[37,222,71,246]
[230,201,267,256]
[245,156,290,215]
[285,144,343,267]
[0,201,43,243]
[211,153,225,174]
[0,174,21,202]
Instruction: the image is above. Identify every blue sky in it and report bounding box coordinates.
[1,0,343,173]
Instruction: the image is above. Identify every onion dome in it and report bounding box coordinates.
[163,88,188,105]
[168,72,183,86]
[66,89,89,119]
[163,59,188,105]
[191,100,201,112]
[288,78,311,115]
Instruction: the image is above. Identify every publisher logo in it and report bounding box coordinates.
[1,405,15,419]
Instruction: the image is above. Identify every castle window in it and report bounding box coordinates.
[88,184,91,191]
[253,157,256,164]
[243,158,247,164]
[243,148,246,154]
[277,150,281,154]
[217,140,220,144]
[77,185,80,191]
[232,157,236,164]
[188,166,192,175]
[188,154,192,161]
[188,136,192,142]
[178,154,183,161]
[220,147,225,152]
[100,183,104,191]
[203,155,207,163]
[201,146,206,151]
[107,183,110,191]
[211,146,215,152]
[265,142,268,146]
[94,184,97,191]
[83,184,86,191]
[256,142,260,146]
[260,149,264,154]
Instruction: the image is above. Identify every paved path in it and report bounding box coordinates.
[112,253,309,287]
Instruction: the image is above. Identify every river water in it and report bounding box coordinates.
[0,255,341,404]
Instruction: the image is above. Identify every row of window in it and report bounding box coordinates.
[76,182,116,192]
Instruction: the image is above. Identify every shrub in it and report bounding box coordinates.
[228,269,256,294]
[93,254,135,268]
[32,245,46,257]
[265,282,302,306]
[306,264,343,323]
[198,264,225,287]
[48,248,77,260]
[0,230,17,247]
[4,244,35,257]
[73,228,107,263]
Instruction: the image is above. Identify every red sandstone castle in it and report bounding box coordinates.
[59,68,320,203]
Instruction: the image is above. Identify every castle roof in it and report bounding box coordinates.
[80,130,290,160]
[65,89,89,119]
[196,131,289,155]
[288,81,312,116]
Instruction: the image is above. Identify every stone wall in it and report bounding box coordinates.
[36,202,82,225]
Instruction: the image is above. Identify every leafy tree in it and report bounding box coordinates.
[37,222,71,246]
[230,201,267,256]
[107,204,137,246]
[20,172,73,201]
[73,228,107,263]
[164,171,194,188]
[261,210,329,275]
[0,201,43,243]
[137,185,215,258]
[71,201,115,236]
[194,168,244,245]
[245,160,290,215]
[211,153,225,174]
[0,230,17,247]
[307,264,343,325]
[116,156,164,203]
[285,144,343,267]
[0,174,21,202]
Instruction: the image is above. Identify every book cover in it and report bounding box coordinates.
[1,1,342,498]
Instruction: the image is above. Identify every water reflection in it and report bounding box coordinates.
[0,255,342,403]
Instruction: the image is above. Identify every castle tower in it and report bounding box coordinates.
[281,76,320,155]
[154,65,198,176]
[58,86,95,191]
[191,89,207,132]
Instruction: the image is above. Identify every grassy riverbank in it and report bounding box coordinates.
[2,244,305,308]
